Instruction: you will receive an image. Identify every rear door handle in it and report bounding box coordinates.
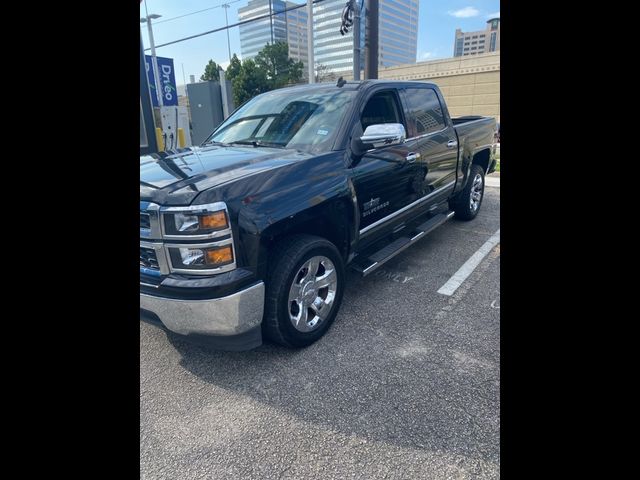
[406,152,420,163]
[447,140,458,148]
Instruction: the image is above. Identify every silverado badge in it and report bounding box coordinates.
[362,197,390,217]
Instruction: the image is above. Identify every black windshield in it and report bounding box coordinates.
[205,88,356,154]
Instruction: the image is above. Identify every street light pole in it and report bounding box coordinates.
[307,0,314,83]
[352,0,361,81]
[141,13,164,107]
[222,4,232,63]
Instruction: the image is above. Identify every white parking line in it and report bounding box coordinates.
[486,176,500,188]
[437,229,500,296]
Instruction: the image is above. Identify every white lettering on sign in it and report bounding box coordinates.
[161,64,173,101]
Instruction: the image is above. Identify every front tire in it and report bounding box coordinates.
[263,234,345,348]
[450,164,485,220]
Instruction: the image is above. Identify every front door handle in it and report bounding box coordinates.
[447,140,458,148]
[406,152,420,163]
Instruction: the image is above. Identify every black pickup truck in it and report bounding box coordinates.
[140,80,497,350]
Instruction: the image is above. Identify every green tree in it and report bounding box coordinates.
[254,42,304,89]
[200,59,221,82]
[231,58,268,105]
[315,63,336,83]
[225,54,242,83]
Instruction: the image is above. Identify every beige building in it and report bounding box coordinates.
[378,51,500,121]
[454,18,500,57]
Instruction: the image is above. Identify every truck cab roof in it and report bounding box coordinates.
[273,79,438,94]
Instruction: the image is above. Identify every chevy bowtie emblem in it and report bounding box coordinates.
[364,197,380,210]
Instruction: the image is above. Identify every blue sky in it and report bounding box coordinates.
[140,0,500,87]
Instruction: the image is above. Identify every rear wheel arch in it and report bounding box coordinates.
[471,148,491,174]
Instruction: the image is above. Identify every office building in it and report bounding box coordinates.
[378,0,419,68]
[285,3,308,68]
[238,0,308,69]
[313,0,418,75]
[454,17,500,57]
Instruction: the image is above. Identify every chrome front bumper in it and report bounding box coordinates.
[140,282,265,336]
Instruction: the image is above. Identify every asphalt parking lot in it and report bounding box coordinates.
[140,180,500,479]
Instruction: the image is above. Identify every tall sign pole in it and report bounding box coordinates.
[143,14,164,107]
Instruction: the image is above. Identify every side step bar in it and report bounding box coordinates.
[351,211,455,276]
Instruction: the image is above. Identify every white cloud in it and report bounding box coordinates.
[486,12,500,19]
[448,6,479,18]
[419,51,433,60]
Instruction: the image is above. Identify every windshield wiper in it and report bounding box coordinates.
[201,140,231,147]
[229,140,286,149]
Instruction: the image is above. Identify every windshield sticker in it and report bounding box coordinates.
[317,129,329,136]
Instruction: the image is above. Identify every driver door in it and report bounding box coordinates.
[350,89,419,237]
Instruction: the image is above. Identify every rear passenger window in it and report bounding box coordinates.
[403,88,445,136]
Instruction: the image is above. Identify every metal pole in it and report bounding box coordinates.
[181,63,187,88]
[352,0,361,81]
[269,0,274,44]
[364,0,378,79]
[307,0,315,83]
[219,69,230,119]
[146,17,164,107]
[222,4,232,63]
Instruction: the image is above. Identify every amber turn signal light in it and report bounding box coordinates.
[198,211,228,230]
[205,245,233,265]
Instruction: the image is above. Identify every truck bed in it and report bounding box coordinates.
[452,115,496,157]
[451,115,497,175]
[451,115,488,126]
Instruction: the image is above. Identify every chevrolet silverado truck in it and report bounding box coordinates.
[140,80,497,351]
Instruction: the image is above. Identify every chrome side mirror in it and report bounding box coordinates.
[360,123,406,149]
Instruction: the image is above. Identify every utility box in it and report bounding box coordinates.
[186,80,234,145]
[158,106,192,150]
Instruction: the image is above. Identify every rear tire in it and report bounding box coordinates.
[450,164,485,220]
[263,234,345,348]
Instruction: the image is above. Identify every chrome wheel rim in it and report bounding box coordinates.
[288,256,338,332]
[470,173,483,213]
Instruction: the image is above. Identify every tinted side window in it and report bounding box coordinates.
[403,88,445,136]
[360,91,403,131]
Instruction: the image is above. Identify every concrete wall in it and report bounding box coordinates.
[378,52,500,121]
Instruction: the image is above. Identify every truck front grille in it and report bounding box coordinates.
[140,247,159,270]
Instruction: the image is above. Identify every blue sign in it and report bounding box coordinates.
[145,55,178,107]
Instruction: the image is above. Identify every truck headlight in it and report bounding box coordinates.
[172,211,228,233]
[168,244,234,270]
[161,203,229,238]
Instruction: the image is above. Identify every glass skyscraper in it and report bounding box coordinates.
[238,0,308,70]
[238,0,418,78]
[378,0,418,68]
[313,0,418,76]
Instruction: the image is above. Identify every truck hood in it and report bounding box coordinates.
[140,145,309,205]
